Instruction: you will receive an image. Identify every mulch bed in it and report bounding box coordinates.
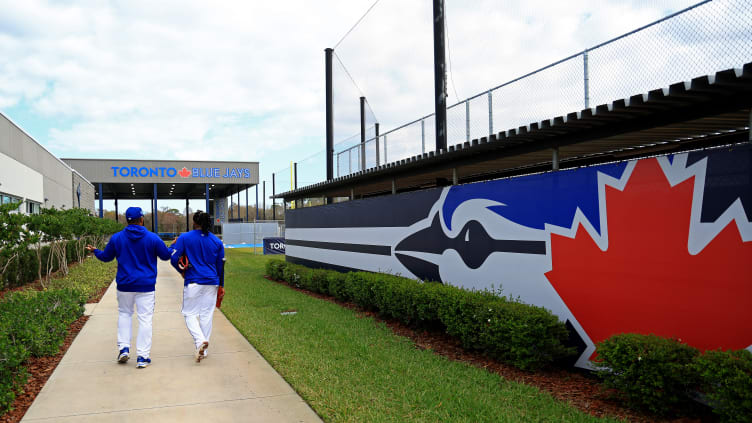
[265,276,717,423]
[0,315,90,423]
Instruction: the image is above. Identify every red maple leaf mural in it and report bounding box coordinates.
[178,167,191,178]
[545,158,752,355]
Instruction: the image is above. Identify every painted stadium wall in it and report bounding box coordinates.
[285,144,752,368]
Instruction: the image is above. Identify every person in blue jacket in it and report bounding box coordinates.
[169,210,225,362]
[86,207,171,369]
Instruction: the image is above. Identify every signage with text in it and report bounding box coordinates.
[111,166,252,179]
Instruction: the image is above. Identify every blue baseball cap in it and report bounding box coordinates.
[125,207,144,221]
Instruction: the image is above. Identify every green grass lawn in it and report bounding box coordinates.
[221,250,618,423]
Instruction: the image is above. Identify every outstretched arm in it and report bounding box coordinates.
[169,237,185,272]
[87,237,116,262]
[155,237,171,261]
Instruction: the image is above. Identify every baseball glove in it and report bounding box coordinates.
[216,287,225,308]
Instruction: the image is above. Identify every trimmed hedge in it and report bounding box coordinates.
[595,334,752,421]
[266,259,574,371]
[692,349,752,423]
[0,288,86,412]
[594,333,699,415]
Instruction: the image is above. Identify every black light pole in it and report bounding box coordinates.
[245,186,249,222]
[262,181,266,220]
[432,0,447,152]
[185,198,189,232]
[325,48,334,205]
[272,173,276,220]
[255,184,259,220]
[360,96,366,171]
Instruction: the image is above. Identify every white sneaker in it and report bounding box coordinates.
[196,341,209,363]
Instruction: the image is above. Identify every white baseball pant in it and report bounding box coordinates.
[182,284,218,349]
[116,290,155,358]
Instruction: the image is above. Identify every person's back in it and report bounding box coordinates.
[87,207,170,369]
[170,210,225,362]
[103,225,171,291]
[174,229,223,285]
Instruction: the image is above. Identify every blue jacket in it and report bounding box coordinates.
[94,225,171,292]
[169,230,225,287]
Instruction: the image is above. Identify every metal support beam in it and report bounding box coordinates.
[294,162,298,189]
[375,123,380,165]
[350,188,354,201]
[583,49,590,109]
[432,0,447,152]
[391,178,396,195]
[488,91,493,136]
[263,181,266,220]
[360,96,366,172]
[255,184,259,220]
[185,198,189,232]
[205,184,210,215]
[114,198,118,222]
[552,147,560,171]
[325,48,334,181]
[98,183,103,218]
[749,108,751,141]
[465,100,470,142]
[452,168,458,185]
[246,186,249,222]
[153,183,158,233]
[421,119,426,154]
[272,174,276,220]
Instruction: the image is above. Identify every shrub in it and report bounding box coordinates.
[0,337,28,412]
[0,288,86,413]
[594,333,699,415]
[266,260,574,371]
[692,349,752,422]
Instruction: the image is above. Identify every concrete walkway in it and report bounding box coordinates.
[22,261,322,423]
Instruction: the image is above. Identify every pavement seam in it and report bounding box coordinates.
[22,393,305,421]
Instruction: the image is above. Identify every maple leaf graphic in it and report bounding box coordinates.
[178,167,191,178]
[545,158,752,354]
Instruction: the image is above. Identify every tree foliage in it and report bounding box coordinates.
[0,205,122,289]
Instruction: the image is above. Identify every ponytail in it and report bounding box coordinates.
[193,211,212,234]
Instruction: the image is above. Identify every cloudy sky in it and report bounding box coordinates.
[3,0,743,212]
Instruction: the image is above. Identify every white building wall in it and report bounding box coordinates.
[0,151,44,204]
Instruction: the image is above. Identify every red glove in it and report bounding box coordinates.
[216,286,225,308]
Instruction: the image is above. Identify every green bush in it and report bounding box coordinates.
[692,349,752,422]
[594,333,699,415]
[264,259,574,371]
[0,288,86,413]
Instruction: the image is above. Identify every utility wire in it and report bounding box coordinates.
[333,52,379,122]
[333,0,382,50]
[445,10,461,103]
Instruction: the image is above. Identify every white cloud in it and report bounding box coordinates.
[0,0,746,187]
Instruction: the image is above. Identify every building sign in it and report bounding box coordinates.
[263,237,286,255]
[111,166,252,179]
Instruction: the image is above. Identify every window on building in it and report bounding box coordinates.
[26,201,41,214]
[1,193,21,205]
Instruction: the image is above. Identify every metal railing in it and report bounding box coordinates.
[273,0,752,192]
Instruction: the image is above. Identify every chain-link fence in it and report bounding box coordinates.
[326,0,751,177]
[222,220,285,253]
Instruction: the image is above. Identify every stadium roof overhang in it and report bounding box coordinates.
[61,159,259,201]
[275,63,752,202]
